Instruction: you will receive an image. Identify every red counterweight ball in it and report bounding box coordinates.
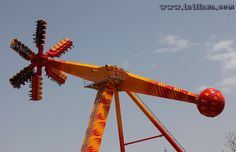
[197,88,225,117]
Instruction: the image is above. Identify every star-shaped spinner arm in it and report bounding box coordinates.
[9,19,73,101]
[46,37,73,58]
[33,19,47,50]
[10,39,36,61]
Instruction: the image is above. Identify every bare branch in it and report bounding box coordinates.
[225,131,236,152]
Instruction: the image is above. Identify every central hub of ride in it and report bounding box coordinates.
[84,64,126,90]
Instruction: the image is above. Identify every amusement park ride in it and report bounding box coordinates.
[9,20,225,152]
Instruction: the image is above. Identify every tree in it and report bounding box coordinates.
[163,147,167,152]
[224,131,236,152]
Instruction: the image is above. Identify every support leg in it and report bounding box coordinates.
[126,92,184,152]
[114,91,126,152]
[81,88,113,152]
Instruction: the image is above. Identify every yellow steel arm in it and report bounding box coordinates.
[45,59,102,82]
[45,58,126,85]
[45,58,224,118]
[45,58,197,103]
[118,72,198,104]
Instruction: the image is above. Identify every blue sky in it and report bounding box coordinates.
[1,0,236,152]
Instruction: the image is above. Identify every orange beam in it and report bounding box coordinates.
[45,58,197,104]
[45,58,102,82]
[127,92,184,152]
[114,91,126,152]
[119,72,198,104]
[44,58,224,117]
[80,88,113,152]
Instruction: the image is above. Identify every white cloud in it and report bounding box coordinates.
[155,34,195,53]
[197,84,214,92]
[205,39,236,93]
[206,39,236,73]
[152,35,236,94]
[209,40,234,52]
[216,76,236,93]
